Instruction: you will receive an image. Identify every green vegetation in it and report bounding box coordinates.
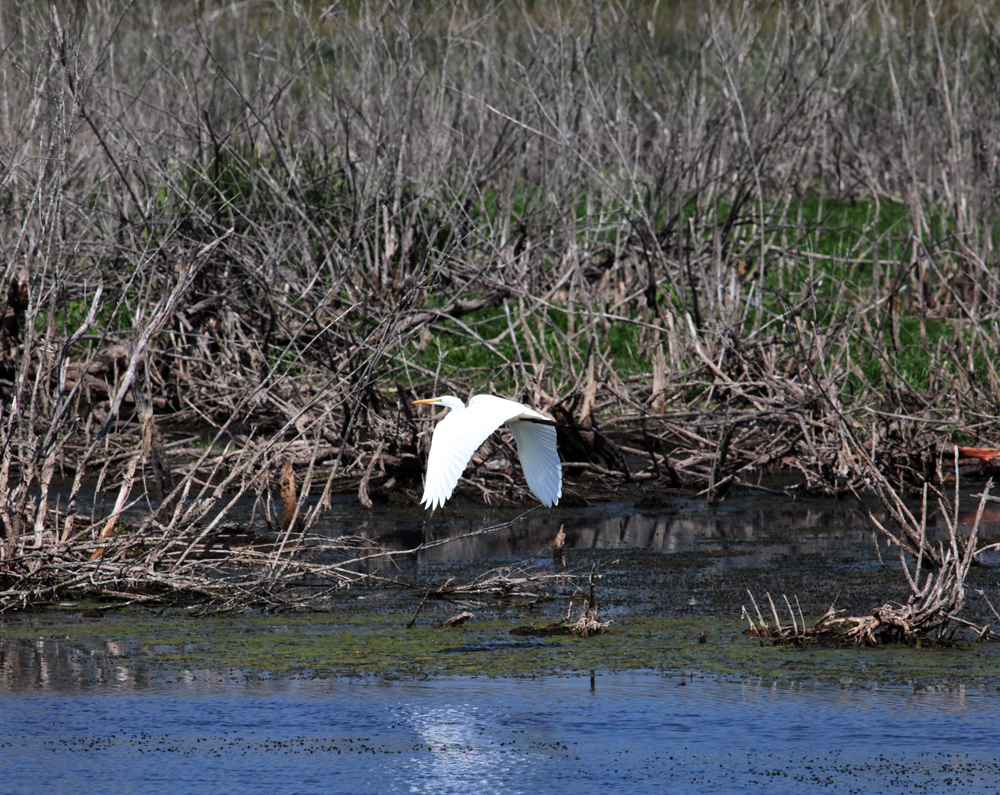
[6,599,1000,684]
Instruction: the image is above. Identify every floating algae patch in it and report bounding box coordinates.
[0,607,727,679]
[4,603,1000,688]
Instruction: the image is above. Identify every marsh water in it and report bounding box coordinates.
[2,672,998,795]
[3,491,1000,793]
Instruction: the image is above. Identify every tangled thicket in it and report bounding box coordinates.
[1,0,999,609]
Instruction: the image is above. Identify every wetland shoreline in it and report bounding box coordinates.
[5,492,1000,690]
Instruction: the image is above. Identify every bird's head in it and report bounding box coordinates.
[412,395,466,412]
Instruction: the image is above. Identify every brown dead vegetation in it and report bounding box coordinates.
[744,466,1000,646]
[1,1,999,612]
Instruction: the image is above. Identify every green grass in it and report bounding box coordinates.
[408,191,968,398]
[407,301,655,393]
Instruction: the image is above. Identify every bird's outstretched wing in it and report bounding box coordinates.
[509,419,562,506]
[421,397,528,509]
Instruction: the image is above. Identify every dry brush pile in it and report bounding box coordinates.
[1,0,999,611]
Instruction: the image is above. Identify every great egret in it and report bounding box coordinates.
[412,394,562,510]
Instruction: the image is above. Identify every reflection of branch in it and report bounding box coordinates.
[348,508,543,565]
[404,549,587,603]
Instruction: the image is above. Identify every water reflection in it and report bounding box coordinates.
[322,496,881,566]
[0,635,201,693]
[317,489,1000,566]
[75,483,1000,568]
[404,702,537,795]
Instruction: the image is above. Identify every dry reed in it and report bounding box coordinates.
[1,0,998,611]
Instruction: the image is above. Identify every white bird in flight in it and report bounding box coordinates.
[412,394,562,510]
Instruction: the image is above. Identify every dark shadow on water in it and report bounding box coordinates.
[78,483,1000,568]
[313,488,1000,567]
[357,494,886,564]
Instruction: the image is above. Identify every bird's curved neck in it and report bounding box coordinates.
[437,396,467,412]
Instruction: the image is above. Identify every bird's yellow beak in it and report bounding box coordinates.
[412,398,440,405]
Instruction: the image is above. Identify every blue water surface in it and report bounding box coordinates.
[1,671,997,795]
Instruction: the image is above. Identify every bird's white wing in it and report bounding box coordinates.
[508,417,562,507]
[421,398,525,510]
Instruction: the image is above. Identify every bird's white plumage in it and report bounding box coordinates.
[414,394,562,510]
[508,420,561,507]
